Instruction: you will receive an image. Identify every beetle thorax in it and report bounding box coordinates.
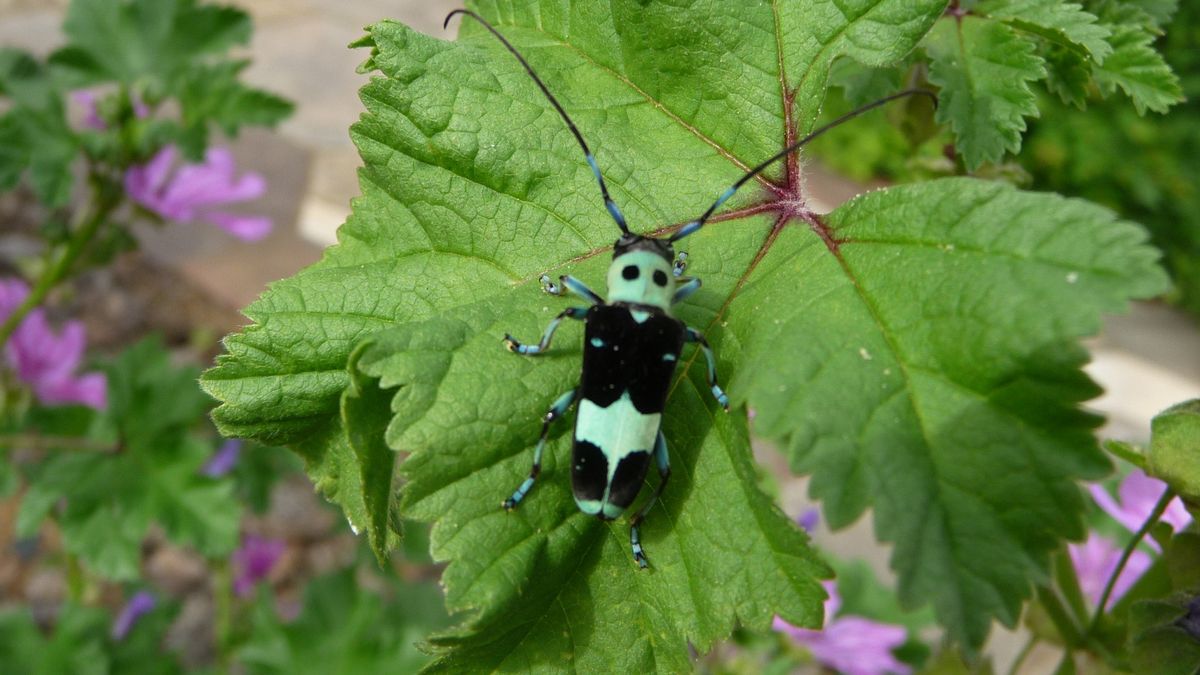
[606,249,675,311]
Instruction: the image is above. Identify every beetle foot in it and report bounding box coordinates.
[539,274,562,295]
[502,334,521,352]
[672,251,688,277]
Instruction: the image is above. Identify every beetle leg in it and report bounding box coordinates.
[503,387,579,511]
[559,275,605,305]
[671,277,701,305]
[629,430,671,569]
[685,327,730,410]
[503,307,586,355]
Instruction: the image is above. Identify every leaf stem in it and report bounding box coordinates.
[1036,584,1085,647]
[1051,488,1176,672]
[1088,488,1175,630]
[0,179,120,345]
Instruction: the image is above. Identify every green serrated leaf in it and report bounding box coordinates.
[980,0,1112,62]
[177,60,294,141]
[729,178,1166,647]
[203,0,1168,661]
[829,57,908,108]
[1042,45,1094,109]
[927,16,1046,169]
[1092,23,1183,114]
[356,293,828,670]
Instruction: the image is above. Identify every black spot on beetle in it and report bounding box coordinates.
[653,270,668,286]
[608,450,652,509]
[571,440,608,502]
[622,265,639,280]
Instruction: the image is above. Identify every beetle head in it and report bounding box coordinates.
[607,234,676,309]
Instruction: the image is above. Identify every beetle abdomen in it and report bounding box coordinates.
[572,305,684,519]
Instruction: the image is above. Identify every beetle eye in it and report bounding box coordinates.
[622,265,639,280]
[652,270,668,286]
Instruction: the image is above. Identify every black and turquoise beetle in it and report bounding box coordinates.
[446,9,932,568]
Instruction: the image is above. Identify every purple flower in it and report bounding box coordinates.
[233,534,285,597]
[1089,470,1193,551]
[797,508,820,534]
[111,590,156,640]
[0,278,106,410]
[125,145,272,241]
[202,439,242,478]
[774,582,912,675]
[1069,532,1152,608]
[0,278,27,316]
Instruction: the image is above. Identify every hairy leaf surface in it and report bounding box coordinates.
[202,0,1166,662]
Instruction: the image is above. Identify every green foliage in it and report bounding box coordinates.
[1129,594,1200,674]
[202,0,1168,664]
[927,16,1046,170]
[1022,1,1200,315]
[49,0,293,156]
[0,601,183,675]
[235,569,449,674]
[1148,399,1200,504]
[0,0,292,208]
[823,0,1182,170]
[0,49,79,206]
[16,338,240,581]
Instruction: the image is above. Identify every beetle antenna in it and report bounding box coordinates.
[669,88,938,242]
[445,9,631,235]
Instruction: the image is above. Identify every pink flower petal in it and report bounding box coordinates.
[1090,471,1194,552]
[775,611,911,675]
[125,145,180,216]
[5,311,106,411]
[35,371,108,410]
[812,617,912,675]
[7,311,82,384]
[157,148,265,214]
[206,212,272,241]
[0,278,30,318]
[125,144,271,239]
[1069,532,1152,607]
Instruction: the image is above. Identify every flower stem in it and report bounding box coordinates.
[0,182,120,345]
[1088,488,1175,630]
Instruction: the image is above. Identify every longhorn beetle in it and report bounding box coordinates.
[445,9,934,568]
